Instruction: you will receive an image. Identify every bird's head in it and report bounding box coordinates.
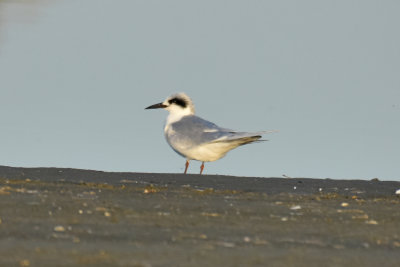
[145,93,195,116]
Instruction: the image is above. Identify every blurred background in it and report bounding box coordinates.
[0,0,399,180]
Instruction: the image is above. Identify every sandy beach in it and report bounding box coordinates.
[0,165,399,267]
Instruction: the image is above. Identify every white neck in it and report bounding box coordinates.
[164,107,194,133]
[166,109,192,125]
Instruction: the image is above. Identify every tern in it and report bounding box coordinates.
[145,93,271,174]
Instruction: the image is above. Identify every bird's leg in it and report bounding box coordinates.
[184,160,190,174]
[200,162,205,175]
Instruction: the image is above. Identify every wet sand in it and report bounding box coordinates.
[0,165,399,267]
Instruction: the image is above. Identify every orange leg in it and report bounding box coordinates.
[184,160,190,174]
[200,162,205,175]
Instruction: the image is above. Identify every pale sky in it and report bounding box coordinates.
[0,0,399,180]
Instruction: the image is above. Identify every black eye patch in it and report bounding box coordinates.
[168,97,187,108]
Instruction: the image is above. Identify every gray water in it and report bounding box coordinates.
[0,0,399,180]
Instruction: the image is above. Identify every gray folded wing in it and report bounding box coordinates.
[169,115,265,148]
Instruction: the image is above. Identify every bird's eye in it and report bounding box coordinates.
[168,97,187,108]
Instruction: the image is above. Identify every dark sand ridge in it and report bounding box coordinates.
[0,165,399,266]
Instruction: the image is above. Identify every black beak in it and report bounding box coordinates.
[145,102,167,109]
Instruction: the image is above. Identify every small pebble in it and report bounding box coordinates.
[201,212,219,217]
[53,225,65,232]
[290,205,301,210]
[218,241,235,248]
[395,189,400,195]
[341,202,349,207]
[333,244,345,249]
[19,259,30,267]
[198,234,207,239]
[243,236,251,242]
[365,220,378,225]
[104,211,111,217]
